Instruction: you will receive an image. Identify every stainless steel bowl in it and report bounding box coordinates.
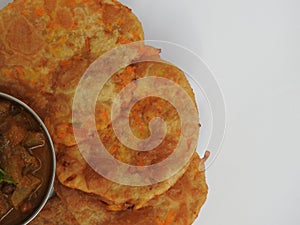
[0,92,56,225]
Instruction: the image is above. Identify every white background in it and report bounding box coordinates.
[0,0,299,224]
[119,0,300,225]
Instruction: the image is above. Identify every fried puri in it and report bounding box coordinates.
[0,0,208,223]
[50,59,199,210]
[0,0,199,211]
[28,196,79,225]
[39,153,207,225]
[0,0,144,118]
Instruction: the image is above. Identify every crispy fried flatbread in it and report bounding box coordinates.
[51,59,199,209]
[0,0,144,118]
[50,153,208,225]
[29,196,79,225]
[0,0,203,215]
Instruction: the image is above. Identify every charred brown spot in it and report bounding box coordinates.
[6,17,43,55]
[62,160,70,167]
[56,8,73,29]
[44,0,57,14]
[103,4,122,26]
[102,3,140,36]
[66,174,77,182]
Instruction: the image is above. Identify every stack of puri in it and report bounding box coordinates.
[0,0,208,224]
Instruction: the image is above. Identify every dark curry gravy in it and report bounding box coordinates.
[0,98,54,225]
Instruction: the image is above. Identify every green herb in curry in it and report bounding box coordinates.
[0,168,16,185]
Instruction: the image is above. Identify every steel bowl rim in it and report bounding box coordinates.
[0,92,56,225]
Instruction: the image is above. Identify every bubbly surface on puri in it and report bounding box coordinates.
[30,153,208,225]
[0,0,208,224]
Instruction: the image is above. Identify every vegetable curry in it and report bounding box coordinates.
[0,98,53,224]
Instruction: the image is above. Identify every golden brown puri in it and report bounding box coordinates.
[53,153,208,225]
[52,59,199,210]
[45,45,161,147]
[0,0,144,118]
[0,1,206,222]
[29,196,79,225]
